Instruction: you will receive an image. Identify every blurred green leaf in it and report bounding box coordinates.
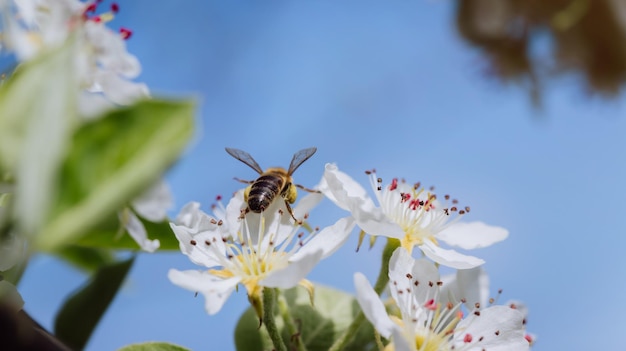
[75,213,180,251]
[0,40,78,236]
[117,342,191,351]
[55,246,114,273]
[35,99,194,251]
[54,257,135,350]
[235,285,376,351]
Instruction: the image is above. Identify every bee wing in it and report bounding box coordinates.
[288,147,317,175]
[225,147,264,174]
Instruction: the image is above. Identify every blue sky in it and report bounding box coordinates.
[16,1,626,350]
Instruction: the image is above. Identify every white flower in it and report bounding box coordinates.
[319,164,508,269]
[354,248,529,351]
[120,180,172,253]
[168,190,355,315]
[1,0,148,112]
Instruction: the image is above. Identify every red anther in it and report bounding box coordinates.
[463,334,473,343]
[91,16,102,23]
[111,2,119,13]
[525,334,533,343]
[389,178,398,191]
[216,195,222,201]
[424,299,437,311]
[120,27,133,40]
[409,198,420,210]
[85,3,97,13]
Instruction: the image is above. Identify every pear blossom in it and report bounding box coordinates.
[119,180,172,253]
[354,248,529,351]
[0,0,148,113]
[168,190,355,315]
[319,164,508,269]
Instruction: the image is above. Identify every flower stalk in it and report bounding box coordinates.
[263,288,287,351]
[277,290,307,351]
[328,238,399,351]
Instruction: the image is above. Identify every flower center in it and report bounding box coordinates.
[368,173,469,251]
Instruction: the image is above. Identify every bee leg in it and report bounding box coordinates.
[234,177,254,184]
[295,184,321,193]
[283,200,301,224]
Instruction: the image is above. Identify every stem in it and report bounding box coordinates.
[328,238,400,351]
[277,290,307,351]
[263,288,287,351]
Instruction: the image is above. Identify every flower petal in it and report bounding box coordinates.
[168,269,240,315]
[321,164,404,239]
[354,272,396,339]
[292,191,324,219]
[454,305,529,351]
[437,221,508,250]
[170,222,225,268]
[388,248,440,318]
[131,180,172,222]
[390,326,414,351]
[419,241,485,269]
[123,211,160,253]
[260,250,323,289]
[291,216,355,261]
[457,266,490,308]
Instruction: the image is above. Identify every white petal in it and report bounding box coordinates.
[168,269,240,315]
[354,272,396,339]
[388,248,440,318]
[390,326,414,351]
[454,305,529,351]
[318,163,374,212]
[292,191,324,219]
[131,180,172,222]
[91,70,149,105]
[419,241,485,269]
[291,217,355,261]
[321,164,404,239]
[457,266,490,308]
[170,223,224,268]
[260,250,323,288]
[123,211,160,253]
[437,222,508,250]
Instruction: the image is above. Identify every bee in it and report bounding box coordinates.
[225,147,319,221]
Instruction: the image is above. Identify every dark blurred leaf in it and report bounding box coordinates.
[55,246,114,273]
[235,285,376,351]
[35,99,194,251]
[117,342,191,351]
[54,257,135,350]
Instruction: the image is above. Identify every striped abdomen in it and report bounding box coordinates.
[248,174,285,212]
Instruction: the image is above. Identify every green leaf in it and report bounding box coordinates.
[117,342,191,351]
[55,245,114,273]
[235,285,377,351]
[75,213,180,251]
[0,40,79,236]
[54,257,135,351]
[35,99,194,251]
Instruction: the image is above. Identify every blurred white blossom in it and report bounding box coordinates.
[0,0,148,114]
